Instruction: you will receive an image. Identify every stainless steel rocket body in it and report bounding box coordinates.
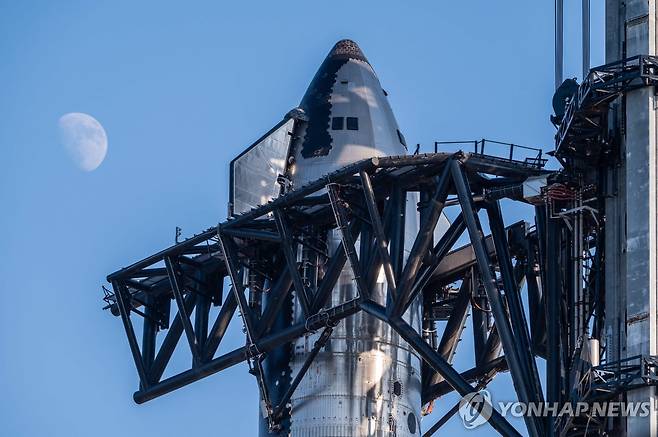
[276,40,426,437]
[287,228,423,436]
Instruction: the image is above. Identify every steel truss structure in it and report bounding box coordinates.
[100,35,658,435]
[553,354,658,437]
[555,55,658,162]
[546,55,658,436]
[105,150,557,436]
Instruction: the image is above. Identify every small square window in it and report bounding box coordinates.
[346,117,359,130]
[332,117,344,130]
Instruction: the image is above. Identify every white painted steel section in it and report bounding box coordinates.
[290,59,406,187]
[286,50,436,436]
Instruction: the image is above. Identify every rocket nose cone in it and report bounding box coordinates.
[327,39,369,64]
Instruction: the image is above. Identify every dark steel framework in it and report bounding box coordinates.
[545,55,658,436]
[555,55,658,162]
[105,150,556,436]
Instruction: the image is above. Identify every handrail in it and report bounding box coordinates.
[434,139,546,168]
[555,55,658,156]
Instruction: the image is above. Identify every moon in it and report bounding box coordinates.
[58,112,108,171]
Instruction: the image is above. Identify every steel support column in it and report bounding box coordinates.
[274,209,311,316]
[482,325,502,365]
[471,267,490,367]
[423,356,508,403]
[218,233,257,342]
[486,201,544,410]
[203,291,237,361]
[428,272,472,389]
[327,183,370,301]
[394,165,451,316]
[389,186,406,281]
[150,293,197,383]
[141,294,158,374]
[113,280,149,388]
[361,301,521,437]
[194,283,210,359]
[258,269,293,337]
[403,214,467,315]
[360,170,397,298]
[164,256,201,366]
[545,211,562,437]
[450,160,540,437]
[437,273,471,362]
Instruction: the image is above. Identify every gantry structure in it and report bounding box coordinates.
[104,146,559,436]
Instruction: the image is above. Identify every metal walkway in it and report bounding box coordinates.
[555,55,658,160]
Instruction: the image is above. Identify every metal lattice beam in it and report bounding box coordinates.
[104,152,554,436]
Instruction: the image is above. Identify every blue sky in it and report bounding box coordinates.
[0,1,604,436]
